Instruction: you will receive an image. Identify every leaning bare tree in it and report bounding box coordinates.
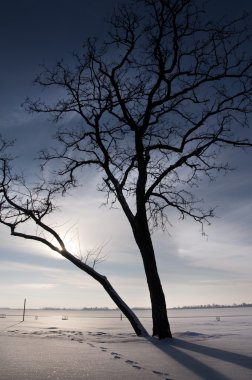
[23,0,252,338]
[0,146,148,337]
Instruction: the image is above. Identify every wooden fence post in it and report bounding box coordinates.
[22,298,26,322]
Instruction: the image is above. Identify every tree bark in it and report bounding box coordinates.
[132,214,172,339]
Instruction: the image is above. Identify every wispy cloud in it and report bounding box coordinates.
[17,283,58,290]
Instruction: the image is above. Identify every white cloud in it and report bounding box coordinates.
[0,261,63,275]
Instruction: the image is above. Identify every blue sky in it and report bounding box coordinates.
[0,0,252,309]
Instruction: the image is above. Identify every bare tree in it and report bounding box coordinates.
[0,149,148,337]
[23,0,252,338]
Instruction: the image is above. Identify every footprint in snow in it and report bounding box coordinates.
[132,364,142,370]
[111,352,121,359]
[125,360,142,370]
[125,360,138,365]
[87,342,95,348]
[152,370,173,380]
[100,346,107,352]
[95,331,106,336]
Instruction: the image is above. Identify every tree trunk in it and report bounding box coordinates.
[132,214,172,339]
[60,249,149,338]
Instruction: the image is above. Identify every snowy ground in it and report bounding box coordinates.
[0,310,251,379]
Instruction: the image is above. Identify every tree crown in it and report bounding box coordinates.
[25,0,252,230]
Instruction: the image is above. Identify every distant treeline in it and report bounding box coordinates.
[171,302,252,310]
[81,307,111,311]
[38,303,252,311]
[42,307,113,311]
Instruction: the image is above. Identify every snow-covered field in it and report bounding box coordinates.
[0,308,251,379]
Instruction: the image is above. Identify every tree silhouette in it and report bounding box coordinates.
[13,0,252,338]
[0,145,148,337]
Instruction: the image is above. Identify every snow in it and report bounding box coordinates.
[0,308,252,379]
